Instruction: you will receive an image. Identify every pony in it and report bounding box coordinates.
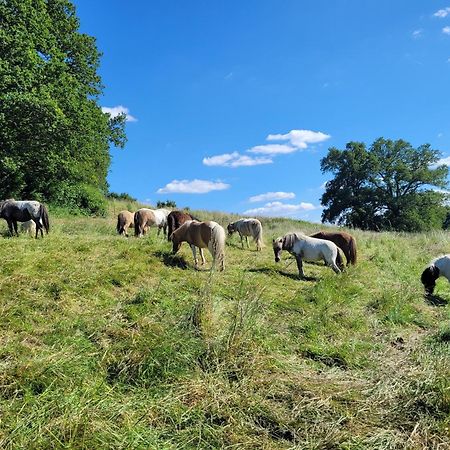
[167,211,198,241]
[310,230,357,265]
[170,220,226,271]
[152,208,171,236]
[0,199,50,238]
[227,218,264,251]
[421,255,450,295]
[134,208,157,237]
[273,232,341,279]
[21,220,36,235]
[116,210,134,237]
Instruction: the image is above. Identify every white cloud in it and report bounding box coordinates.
[247,144,297,155]
[443,26,450,35]
[434,156,450,167]
[102,105,137,122]
[267,129,331,149]
[157,179,230,194]
[243,201,320,217]
[412,29,423,38]
[249,192,296,203]
[434,7,450,18]
[202,152,272,167]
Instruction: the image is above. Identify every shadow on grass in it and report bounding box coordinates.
[246,267,318,282]
[153,250,188,269]
[424,293,449,307]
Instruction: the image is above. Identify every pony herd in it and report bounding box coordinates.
[116,208,358,277]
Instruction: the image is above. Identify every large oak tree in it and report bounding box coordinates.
[0,0,126,213]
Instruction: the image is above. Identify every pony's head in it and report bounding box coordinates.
[421,264,440,295]
[272,237,284,263]
[227,222,236,236]
[170,230,182,254]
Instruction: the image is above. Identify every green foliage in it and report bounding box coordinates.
[0,0,126,214]
[107,192,137,202]
[156,199,177,208]
[321,138,449,231]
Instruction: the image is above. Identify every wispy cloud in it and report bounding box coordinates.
[434,156,450,167]
[203,152,272,167]
[443,26,450,35]
[249,192,296,203]
[157,179,230,194]
[434,7,450,18]
[243,201,320,217]
[412,29,423,38]
[247,144,297,155]
[267,129,331,149]
[102,105,137,122]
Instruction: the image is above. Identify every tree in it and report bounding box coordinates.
[156,200,177,209]
[320,138,449,231]
[0,0,126,214]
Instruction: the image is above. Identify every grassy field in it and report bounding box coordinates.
[0,201,449,449]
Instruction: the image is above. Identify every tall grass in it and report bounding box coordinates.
[0,207,448,448]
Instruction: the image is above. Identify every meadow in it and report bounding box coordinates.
[0,200,449,449]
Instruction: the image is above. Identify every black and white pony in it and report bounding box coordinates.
[0,199,50,238]
[273,232,342,279]
[421,255,450,295]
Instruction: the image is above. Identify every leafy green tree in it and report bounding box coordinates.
[320,138,448,231]
[0,0,126,214]
[156,200,177,209]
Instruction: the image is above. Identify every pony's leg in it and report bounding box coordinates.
[157,226,161,236]
[7,220,14,237]
[199,248,206,265]
[246,236,249,248]
[295,255,305,279]
[13,221,19,237]
[190,244,198,268]
[239,233,244,248]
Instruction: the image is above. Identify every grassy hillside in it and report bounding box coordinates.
[0,202,449,449]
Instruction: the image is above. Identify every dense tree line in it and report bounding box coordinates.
[320,138,449,232]
[0,0,126,214]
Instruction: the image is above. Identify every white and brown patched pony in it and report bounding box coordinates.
[310,230,357,265]
[227,218,264,251]
[116,210,134,237]
[0,199,50,238]
[273,232,341,279]
[171,220,226,271]
[134,208,157,237]
[152,208,171,236]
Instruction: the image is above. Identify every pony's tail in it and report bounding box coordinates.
[254,222,265,250]
[349,237,357,265]
[39,204,50,233]
[134,211,141,237]
[167,214,176,241]
[210,223,226,271]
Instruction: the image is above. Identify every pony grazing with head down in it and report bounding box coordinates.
[227,218,264,251]
[310,230,357,265]
[0,199,50,238]
[117,210,134,237]
[273,232,341,279]
[421,255,450,296]
[170,220,226,271]
[167,210,198,241]
[134,208,157,237]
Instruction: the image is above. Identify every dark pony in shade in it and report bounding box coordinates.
[310,231,357,266]
[167,211,198,241]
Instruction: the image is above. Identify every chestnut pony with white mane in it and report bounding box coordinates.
[273,232,341,279]
[227,218,264,251]
[0,199,50,238]
[171,220,226,271]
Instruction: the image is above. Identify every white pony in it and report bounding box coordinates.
[171,220,226,271]
[227,218,264,251]
[273,232,341,279]
[152,208,171,236]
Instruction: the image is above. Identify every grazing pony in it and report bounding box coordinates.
[152,208,171,236]
[310,230,357,265]
[117,210,134,237]
[167,211,198,241]
[227,218,264,251]
[421,255,450,295]
[171,220,226,271]
[21,220,36,236]
[273,232,341,279]
[134,208,157,237]
[0,199,50,238]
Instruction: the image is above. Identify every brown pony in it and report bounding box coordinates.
[134,208,157,237]
[310,231,357,265]
[116,210,134,237]
[167,210,198,241]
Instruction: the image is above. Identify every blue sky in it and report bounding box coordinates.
[74,1,450,222]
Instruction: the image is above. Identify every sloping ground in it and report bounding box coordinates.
[0,205,449,449]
